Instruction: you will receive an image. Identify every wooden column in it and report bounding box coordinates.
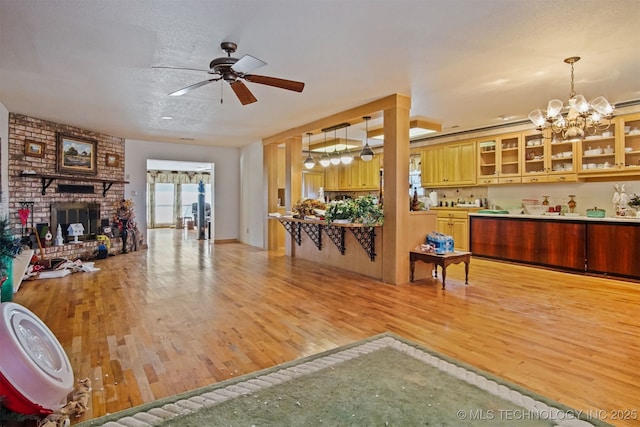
[382,95,411,284]
[284,136,302,256]
[263,143,279,250]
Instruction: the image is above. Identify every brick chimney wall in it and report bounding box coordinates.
[7,113,127,259]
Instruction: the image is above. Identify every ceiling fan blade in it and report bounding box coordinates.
[168,78,220,97]
[230,81,258,105]
[231,54,267,74]
[244,74,305,92]
[153,65,210,73]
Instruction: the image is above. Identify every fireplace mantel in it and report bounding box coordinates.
[20,172,129,196]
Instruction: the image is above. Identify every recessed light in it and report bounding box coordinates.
[499,115,511,121]
[161,116,174,120]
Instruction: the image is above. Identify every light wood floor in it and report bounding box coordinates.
[12,229,640,427]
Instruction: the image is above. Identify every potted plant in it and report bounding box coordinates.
[324,199,355,224]
[351,195,384,226]
[628,193,640,217]
[324,195,384,226]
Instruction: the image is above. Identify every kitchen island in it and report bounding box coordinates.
[469,213,640,279]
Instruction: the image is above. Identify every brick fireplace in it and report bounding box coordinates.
[50,202,101,241]
[7,113,128,259]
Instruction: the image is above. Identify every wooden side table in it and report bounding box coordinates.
[409,250,471,289]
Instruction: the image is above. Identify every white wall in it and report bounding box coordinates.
[488,180,640,215]
[239,141,265,247]
[0,101,8,215]
[125,139,241,243]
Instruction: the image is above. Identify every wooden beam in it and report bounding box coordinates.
[263,143,279,250]
[262,94,410,145]
[381,102,411,284]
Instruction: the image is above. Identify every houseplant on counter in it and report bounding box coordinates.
[628,193,640,217]
[324,195,384,226]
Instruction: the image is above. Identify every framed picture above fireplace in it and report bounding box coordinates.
[25,140,45,157]
[56,133,97,175]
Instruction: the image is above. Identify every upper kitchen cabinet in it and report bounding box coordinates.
[477,133,522,185]
[522,130,578,184]
[352,156,381,190]
[576,113,640,179]
[324,164,340,191]
[324,157,381,191]
[621,113,640,173]
[421,140,476,187]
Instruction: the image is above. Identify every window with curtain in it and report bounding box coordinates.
[154,183,175,224]
[146,170,213,228]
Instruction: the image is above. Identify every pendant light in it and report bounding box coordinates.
[303,133,316,169]
[340,126,353,165]
[319,131,331,167]
[330,130,341,165]
[360,116,374,161]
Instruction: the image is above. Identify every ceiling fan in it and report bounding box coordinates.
[154,42,305,105]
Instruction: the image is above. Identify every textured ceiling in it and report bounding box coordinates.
[1,0,639,149]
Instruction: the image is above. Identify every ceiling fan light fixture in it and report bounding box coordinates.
[159,41,305,105]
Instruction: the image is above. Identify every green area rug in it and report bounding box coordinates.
[77,333,611,426]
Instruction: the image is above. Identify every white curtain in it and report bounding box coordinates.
[147,170,211,184]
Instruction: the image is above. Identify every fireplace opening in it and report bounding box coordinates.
[50,203,101,242]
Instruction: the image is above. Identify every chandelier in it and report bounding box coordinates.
[528,57,614,141]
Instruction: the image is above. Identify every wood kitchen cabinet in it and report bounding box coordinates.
[586,222,640,278]
[435,209,473,251]
[470,215,639,279]
[421,140,476,187]
[324,157,381,191]
[576,113,640,179]
[521,131,579,184]
[324,164,339,191]
[470,216,586,271]
[477,133,522,185]
[350,157,381,190]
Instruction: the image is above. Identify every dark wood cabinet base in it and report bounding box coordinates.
[470,216,639,280]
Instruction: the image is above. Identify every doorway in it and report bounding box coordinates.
[146,160,214,239]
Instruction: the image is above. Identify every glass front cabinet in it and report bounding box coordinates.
[477,133,522,185]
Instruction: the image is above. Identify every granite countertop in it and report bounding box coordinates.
[469,212,640,223]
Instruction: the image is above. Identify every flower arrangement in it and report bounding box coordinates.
[293,198,326,218]
[628,193,640,208]
[324,195,384,226]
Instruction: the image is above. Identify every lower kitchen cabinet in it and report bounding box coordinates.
[435,209,474,251]
[586,222,640,278]
[470,215,639,279]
